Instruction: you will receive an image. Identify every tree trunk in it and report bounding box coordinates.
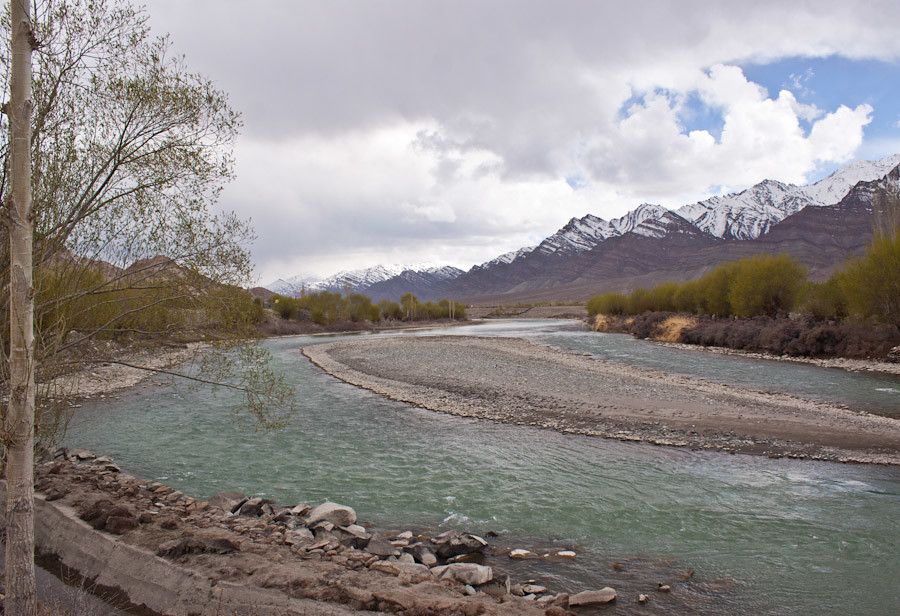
[5,0,37,613]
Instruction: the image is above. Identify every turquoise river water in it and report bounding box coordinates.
[65,320,900,615]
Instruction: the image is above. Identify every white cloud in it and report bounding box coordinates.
[145,1,899,280]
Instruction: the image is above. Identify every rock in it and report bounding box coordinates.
[78,498,115,529]
[370,560,430,577]
[290,504,311,516]
[430,531,488,559]
[365,536,397,558]
[284,528,315,545]
[156,535,240,558]
[543,607,574,616]
[556,550,576,559]
[886,345,900,363]
[523,584,547,595]
[430,563,493,586]
[638,593,649,604]
[464,585,477,596]
[568,588,617,606]
[411,544,437,567]
[43,486,68,502]
[396,530,413,540]
[509,548,535,559]
[208,491,246,513]
[306,502,357,527]
[398,552,416,564]
[657,584,671,592]
[237,496,272,517]
[72,449,96,461]
[342,524,370,539]
[447,552,484,564]
[158,516,180,530]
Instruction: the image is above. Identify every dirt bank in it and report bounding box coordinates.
[303,336,900,465]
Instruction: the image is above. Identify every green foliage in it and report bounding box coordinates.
[587,292,629,317]
[727,254,807,317]
[271,291,466,325]
[835,232,900,326]
[587,254,807,319]
[801,278,848,320]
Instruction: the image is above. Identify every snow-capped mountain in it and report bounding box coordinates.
[266,264,409,296]
[471,246,535,271]
[675,153,900,240]
[266,264,465,297]
[801,153,900,206]
[536,203,667,255]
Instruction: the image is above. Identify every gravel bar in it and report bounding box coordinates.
[303,335,900,465]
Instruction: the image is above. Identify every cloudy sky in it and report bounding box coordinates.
[146,0,900,284]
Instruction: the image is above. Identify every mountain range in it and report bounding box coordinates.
[264,154,900,303]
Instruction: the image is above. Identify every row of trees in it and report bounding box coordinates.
[270,290,467,325]
[587,236,900,326]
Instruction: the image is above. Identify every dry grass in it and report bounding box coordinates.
[592,314,611,331]
[652,315,698,343]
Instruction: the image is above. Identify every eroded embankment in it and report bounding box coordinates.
[303,335,900,465]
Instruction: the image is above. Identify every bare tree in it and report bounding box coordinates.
[4,0,37,612]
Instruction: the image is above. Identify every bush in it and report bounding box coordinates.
[727,254,806,318]
[836,232,900,326]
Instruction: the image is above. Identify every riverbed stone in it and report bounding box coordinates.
[430,530,489,559]
[208,491,246,513]
[569,588,617,606]
[509,548,535,559]
[306,501,357,527]
[365,536,397,558]
[412,544,438,567]
[430,563,493,586]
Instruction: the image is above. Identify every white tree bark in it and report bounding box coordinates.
[4,0,37,613]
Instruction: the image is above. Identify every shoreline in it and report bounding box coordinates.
[653,339,900,375]
[27,451,682,615]
[303,335,900,465]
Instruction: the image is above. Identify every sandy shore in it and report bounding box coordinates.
[43,342,202,399]
[304,335,900,465]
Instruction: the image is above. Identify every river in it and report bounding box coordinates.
[64,319,900,615]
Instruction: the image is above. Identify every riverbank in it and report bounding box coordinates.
[304,335,900,465]
[467,305,587,319]
[258,316,474,337]
[23,450,669,615]
[591,312,900,374]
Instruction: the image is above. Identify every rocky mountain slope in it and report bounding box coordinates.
[263,155,899,303]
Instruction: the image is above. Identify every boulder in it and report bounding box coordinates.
[365,536,397,558]
[237,497,273,517]
[430,563,493,586]
[509,548,535,559]
[157,535,240,558]
[284,528,315,545]
[411,544,437,567]
[306,502,357,527]
[78,498,115,530]
[71,449,96,461]
[568,588,617,606]
[523,584,547,595]
[886,345,900,363]
[208,491,247,513]
[638,593,649,604]
[430,531,488,559]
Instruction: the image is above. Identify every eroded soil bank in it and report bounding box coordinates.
[304,335,900,465]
